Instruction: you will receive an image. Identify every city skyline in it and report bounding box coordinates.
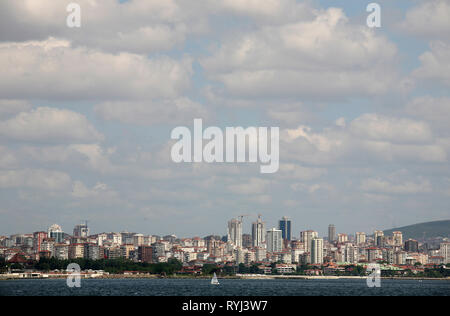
[2,217,448,268]
[1,0,450,237]
[3,217,447,242]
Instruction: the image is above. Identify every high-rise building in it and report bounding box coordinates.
[255,247,267,262]
[311,238,324,264]
[73,222,89,238]
[337,233,348,243]
[54,244,69,260]
[404,239,419,252]
[356,232,366,245]
[133,234,144,246]
[374,230,384,247]
[279,217,292,241]
[138,245,153,263]
[300,230,318,253]
[328,224,336,242]
[228,218,242,248]
[252,215,266,247]
[343,244,358,264]
[48,224,64,243]
[393,231,403,247]
[68,244,85,259]
[84,243,100,260]
[266,228,282,253]
[366,247,379,262]
[33,231,47,253]
[242,234,252,248]
[440,243,450,264]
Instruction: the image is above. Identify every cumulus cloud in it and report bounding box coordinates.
[349,113,433,144]
[413,41,450,87]
[405,96,450,133]
[0,107,103,144]
[218,0,313,23]
[277,163,327,180]
[0,0,207,53]
[0,168,72,191]
[201,7,401,100]
[400,0,450,40]
[0,38,193,100]
[227,177,270,195]
[361,178,432,195]
[0,100,32,119]
[281,114,447,165]
[0,146,18,168]
[291,182,335,194]
[0,1,449,235]
[72,181,117,199]
[94,98,209,125]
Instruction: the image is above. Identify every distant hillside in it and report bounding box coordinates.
[383,220,450,240]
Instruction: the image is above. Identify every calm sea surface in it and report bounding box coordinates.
[0,278,448,296]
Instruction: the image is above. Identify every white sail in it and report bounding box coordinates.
[211,272,219,285]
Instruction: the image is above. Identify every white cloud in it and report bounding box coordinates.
[0,107,103,143]
[227,177,270,195]
[361,178,432,195]
[291,182,334,194]
[72,181,117,199]
[0,168,72,191]
[277,163,326,180]
[281,113,446,165]
[201,8,401,100]
[218,0,313,23]
[349,113,433,144]
[0,100,32,119]
[400,0,450,40]
[413,41,450,87]
[0,146,17,168]
[94,98,209,125]
[0,0,207,54]
[405,96,450,133]
[0,38,193,100]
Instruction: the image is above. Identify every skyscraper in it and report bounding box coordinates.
[337,233,348,243]
[33,231,47,253]
[440,243,450,264]
[328,224,336,242]
[242,234,252,248]
[279,216,292,241]
[227,218,242,248]
[300,230,318,252]
[374,230,384,247]
[404,239,419,252]
[393,231,403,247]
[356,232,366,245]
[252,215,266,247]
[311,238,324,264]
[138,245,153,263]
[48,224,64,243]
[266,228,282,253]
[73,222,89,237]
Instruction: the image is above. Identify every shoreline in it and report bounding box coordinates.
[1,274,449,281]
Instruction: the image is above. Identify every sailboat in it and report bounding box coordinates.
[211,272,220,285]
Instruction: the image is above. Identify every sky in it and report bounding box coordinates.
[0,0,449,238]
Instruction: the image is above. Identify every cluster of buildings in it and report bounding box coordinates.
[1,218,449,274]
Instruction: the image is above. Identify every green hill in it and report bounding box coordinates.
[383,220,450,240]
